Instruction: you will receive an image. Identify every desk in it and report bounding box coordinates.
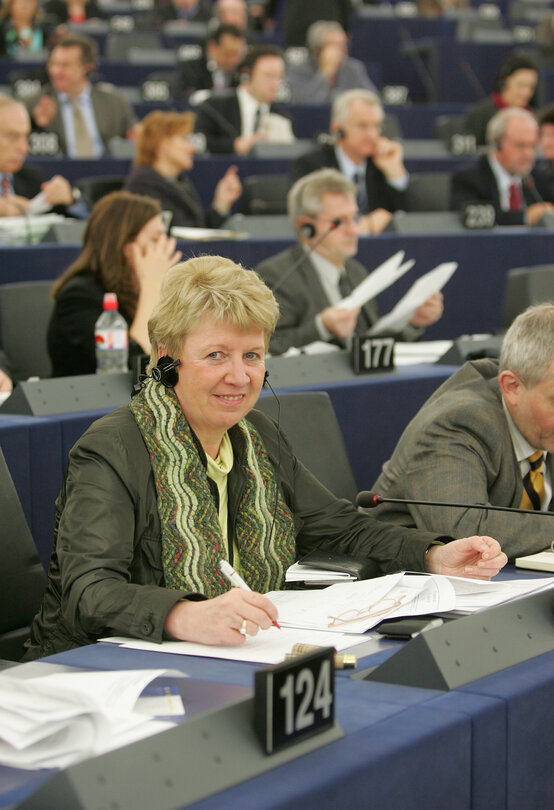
[0,365,455,570]
[1,588,552,810]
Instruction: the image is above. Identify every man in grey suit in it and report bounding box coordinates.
[285,21,378,104]
[256,168,443,356]
[26,33,136,157]
[371,303,554,559]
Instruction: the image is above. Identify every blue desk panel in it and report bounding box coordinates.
[3,230,552,339]
[1,639,551,809]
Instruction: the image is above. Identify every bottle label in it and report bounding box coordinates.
[95,329,129,350]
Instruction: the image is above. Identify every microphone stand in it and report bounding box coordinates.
[357,491,554,516]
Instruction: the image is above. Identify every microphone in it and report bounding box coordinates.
[195,98,240,140]
[268,217,342,295]
[458,59,487,100]
[398,27,437,102]
[523,174,545,204]
[356,490,554,516]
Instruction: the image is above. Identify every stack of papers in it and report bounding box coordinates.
[515,549,554,573]
[0,668,179,770]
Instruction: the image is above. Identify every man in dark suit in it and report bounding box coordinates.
[371,303,554,559]
[256,168,443,355]
[25,33,136,157]
[0,94,78,217]
[450,108,554,226]
[172,23,246,100]
[194,44,294,154]
[289,89,408,234]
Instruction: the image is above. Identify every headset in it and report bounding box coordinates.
[133,355,181,395]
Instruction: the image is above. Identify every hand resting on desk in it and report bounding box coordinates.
[426,536,507,580]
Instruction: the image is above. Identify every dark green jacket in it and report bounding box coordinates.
[25,406,440,659]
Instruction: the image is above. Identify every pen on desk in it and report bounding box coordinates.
[219,559,282,630]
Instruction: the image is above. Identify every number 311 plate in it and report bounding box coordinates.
[254,647,335,754]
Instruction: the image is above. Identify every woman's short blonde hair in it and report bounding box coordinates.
[148,256,279,367]
[135,110,195,166]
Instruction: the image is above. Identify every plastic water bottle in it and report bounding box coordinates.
[94,292,128,374]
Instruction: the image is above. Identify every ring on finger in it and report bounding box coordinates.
[240,618,248,635]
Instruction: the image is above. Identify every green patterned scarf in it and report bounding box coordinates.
[129,379,297,597]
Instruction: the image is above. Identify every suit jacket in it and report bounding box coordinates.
[123,165,225,229]
[172,55,239,100]
[285,56,377,104]
[450,154,553,225]
[194,91,290,153]
[257,244,382,355]
[26,83,136,156]
[288,143,406,214]
[371,359,554,559]
[12,164,44,198]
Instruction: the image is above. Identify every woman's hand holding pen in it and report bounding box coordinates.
[164,589,279,646]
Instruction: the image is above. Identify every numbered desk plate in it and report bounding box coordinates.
[351,335,395,374]
[254,646,336,755]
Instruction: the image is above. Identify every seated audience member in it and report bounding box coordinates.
[24,255,506,659]
[172,23,246,100]
[417,0,467,17]
[462,51,539,146]
[211,0,253,36]
[285,21,378,104]
[124,110,241,230]
[371,304,554,560]
[41,0,104,27]
[256,169,443,356]
[280,0,352,48]
[450,108,554,226]
[25,33,137,157]
[289,89,408,234]
[536,103,554,199]
[154,0,211,26]
[0,93,81,217]
[194,44,294,154]
[47,191,181,377]
[0,0,50,57]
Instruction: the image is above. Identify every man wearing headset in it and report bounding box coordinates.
[450,108,554,226]
[256,168,443,356]
[289,89,408,234]
[194,44,294,154]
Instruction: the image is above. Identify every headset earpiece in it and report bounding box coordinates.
[299,221,316,238]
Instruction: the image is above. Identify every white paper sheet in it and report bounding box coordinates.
[0,668,177,770]
[101,628,370,665]
[170,225,248,241]
[339,251,414,309]
[368,262,457,335]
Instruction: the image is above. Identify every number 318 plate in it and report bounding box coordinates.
[254,647,335,754]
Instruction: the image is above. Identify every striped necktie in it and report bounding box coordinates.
[519,450,545,510]
[72,100,95,158]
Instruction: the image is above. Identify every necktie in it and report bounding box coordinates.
[353,171,367,214]
[509,182,522,211]
[519,451,545,510]
[253,106,261,133]
[1,176,10,196]
[72,100,95,158]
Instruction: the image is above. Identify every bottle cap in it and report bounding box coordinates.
[103,292,118,311]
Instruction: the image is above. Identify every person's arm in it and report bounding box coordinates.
[253,411,505,579]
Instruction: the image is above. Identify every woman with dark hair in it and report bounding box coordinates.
[47,190,181,377]
[0,0,50,56]
[462,51,539,145]
[124,110,242,230]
